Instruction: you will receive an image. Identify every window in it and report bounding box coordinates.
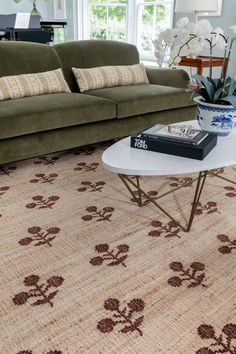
[89,0,128,41]
[78,0,174,60]
[137,1,174,60]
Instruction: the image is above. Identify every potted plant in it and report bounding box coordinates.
[153,18,236,136]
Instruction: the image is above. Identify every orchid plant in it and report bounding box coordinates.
[153,18,236,107]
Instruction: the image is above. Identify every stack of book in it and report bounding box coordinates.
[130,124,217,160]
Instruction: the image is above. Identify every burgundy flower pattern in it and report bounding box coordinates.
[30,173,58,184]
[224,186,236,198]
[0,165,16,176]
[196,323,236,354]
[0,186,10,197]
[148,220,181,239]
[82,206,114,222]
[19,226,60,247]
[168,262,207,288]
[74,162,99,172]
[130,190,158,204]
[13,275,64,307]
[90,243,129,267]
[195,202,220,215]
[26,196,60,209]
[97,298,145,336]
[34,156,59,165]
[17,350,62,354]
[169,176,193,188]
[77,180,106,193]
[217,234,236,254]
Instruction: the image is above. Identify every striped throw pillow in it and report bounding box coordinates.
[0,68,71,102]
[72,64,149,92]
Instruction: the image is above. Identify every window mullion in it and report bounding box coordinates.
[106,5,109,39]
[127,0,137,44]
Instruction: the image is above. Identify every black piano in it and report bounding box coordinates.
[0,14,67,44]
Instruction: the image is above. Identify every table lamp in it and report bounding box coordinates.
[175,0,219,23]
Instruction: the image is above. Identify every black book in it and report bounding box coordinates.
[141,124,208,146]
[130,133,217,160]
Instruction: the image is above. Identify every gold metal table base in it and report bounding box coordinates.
[118,169,235,233]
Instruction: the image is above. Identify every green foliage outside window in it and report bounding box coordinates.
[90,4,126,41]
[89,0,170,53]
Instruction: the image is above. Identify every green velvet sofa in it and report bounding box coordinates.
[0,40,196,165]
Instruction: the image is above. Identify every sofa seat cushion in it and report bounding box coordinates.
[0,93,116,139]
[86,84,195,119]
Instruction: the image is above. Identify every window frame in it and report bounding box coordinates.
[77,0,174,61]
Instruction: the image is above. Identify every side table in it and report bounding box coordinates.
[179,56,228,76]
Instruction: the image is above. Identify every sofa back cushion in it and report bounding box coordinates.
[0,69,71,102]
[0,41,62,78]
[54,40,140,92]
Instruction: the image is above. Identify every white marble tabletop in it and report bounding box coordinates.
[102,120,236,176]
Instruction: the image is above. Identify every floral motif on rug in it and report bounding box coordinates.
[97,298,145,336]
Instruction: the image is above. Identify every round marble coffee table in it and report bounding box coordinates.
[102,120,236,232]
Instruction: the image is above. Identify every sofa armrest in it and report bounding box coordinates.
[145,67,190,89]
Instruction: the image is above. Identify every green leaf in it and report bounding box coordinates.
[221,95,236,108]
[192,75,215,102]
[229,80,236,95]
[226,76,232,85]
[199,88,211,102]
[213,87,224,103]
[211,78,223,89]
[207,77,217,89]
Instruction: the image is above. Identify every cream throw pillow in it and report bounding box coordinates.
[72,64,149,92]
[0,68,71,102]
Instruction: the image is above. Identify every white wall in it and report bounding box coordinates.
[0,0,52,19]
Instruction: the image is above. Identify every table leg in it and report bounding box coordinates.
[197,66,203,75]
[208,168,236,186]
[118,171,208,233]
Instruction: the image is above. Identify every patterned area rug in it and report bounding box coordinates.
[0,142,236,354]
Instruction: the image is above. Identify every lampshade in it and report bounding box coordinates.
[175,0,218,13]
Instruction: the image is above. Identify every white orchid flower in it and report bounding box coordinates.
[230,25,236,34]
[154,47,165,59]
[171,28,181,36]
[159,28,174,46]
[194,20,213,37]
[188,37,205,55]
[152,38,162,50]
[169,46,181,66]
[177,29,191,43]
[212,27,226,50]
[176,17,189,29]
[186,22,197,34]
[179,45,191,56]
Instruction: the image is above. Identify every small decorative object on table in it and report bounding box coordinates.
[142,124,208,146]
[153,17,236,136]
[131,124,217,160]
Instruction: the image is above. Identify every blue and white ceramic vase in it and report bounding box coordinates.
[194,96,236,136]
